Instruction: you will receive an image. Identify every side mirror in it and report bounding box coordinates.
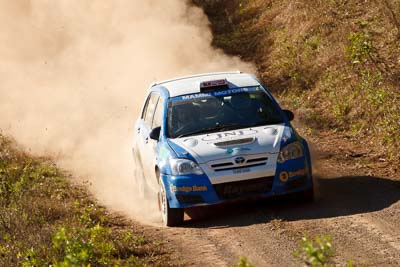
[283,109,295,121]
[149,126,161,141]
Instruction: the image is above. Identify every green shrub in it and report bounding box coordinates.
[294,235,356,267]
[294,235,333,267]
[50,225,116,266]
[346,32,372,64]
[234,256,254,267]
[0,135,171,266]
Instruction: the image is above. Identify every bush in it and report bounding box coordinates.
[234,256,254,267]
[49,225,115,266]
[294,235,333,267]
[0,135,172,266]
[346,32,372,64]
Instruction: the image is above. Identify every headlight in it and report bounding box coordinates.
[278,141,304,163]
[170,158,204,175]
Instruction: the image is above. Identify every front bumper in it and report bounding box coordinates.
[161,156,313,209]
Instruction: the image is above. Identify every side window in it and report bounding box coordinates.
[144,93,159,126]
[141,96,150,120]
[152,97,164,129]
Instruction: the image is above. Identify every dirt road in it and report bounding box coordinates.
[142,129,400,266]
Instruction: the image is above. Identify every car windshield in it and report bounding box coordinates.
[167,87,284,138]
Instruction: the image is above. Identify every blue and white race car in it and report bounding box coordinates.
[133,71,314,226]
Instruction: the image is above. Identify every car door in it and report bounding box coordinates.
[143,95,165,190]
[136,92,161,189]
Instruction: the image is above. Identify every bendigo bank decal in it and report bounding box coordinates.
[170,185,208,193]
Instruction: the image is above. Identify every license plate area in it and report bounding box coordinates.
[213,176,274,200]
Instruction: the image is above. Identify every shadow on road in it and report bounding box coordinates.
[182,176,400,228]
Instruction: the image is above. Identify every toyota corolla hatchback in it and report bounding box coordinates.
[132,71,314,226]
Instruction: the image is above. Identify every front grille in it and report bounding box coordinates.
[176,194,204,204]
[213,163,266,172]
[212,162,234,168]
[210,156,268,172]
[247,157,268,163]
[213,176,274,200]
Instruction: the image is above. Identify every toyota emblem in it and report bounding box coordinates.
[234,157,246,165]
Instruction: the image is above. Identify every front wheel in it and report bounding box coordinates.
[158,179,184,226]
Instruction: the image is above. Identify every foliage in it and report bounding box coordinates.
[192,0,400,163]
[234,256,254,267]
[346,32,372,64]
[0,134,172,267]
[294,235,356,267]
[294,236,333,267]
[49,225,116,266]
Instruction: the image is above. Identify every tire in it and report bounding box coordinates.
[158,179,184,226]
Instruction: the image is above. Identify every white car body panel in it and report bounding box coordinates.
[169,124,286,184]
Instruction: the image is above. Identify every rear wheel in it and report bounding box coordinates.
[158,179,184,226]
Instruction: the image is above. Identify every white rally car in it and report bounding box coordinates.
[133,71,314,226]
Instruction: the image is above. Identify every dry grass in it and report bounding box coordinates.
[0,134,175,266]
[193,0,400,162]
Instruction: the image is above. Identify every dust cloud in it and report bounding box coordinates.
[0,1,254,223]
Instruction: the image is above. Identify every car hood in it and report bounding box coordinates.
[168,124,286,164]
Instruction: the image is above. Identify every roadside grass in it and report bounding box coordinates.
[294,235,334,267]
[0,134,174,266]
[193,0,400,164]
[234,256,254,267]
[294,235,354,267]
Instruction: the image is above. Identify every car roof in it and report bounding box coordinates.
[152,71,261,97]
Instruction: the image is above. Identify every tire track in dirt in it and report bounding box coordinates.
[283,213,400,266]
[162,216,301,266]
[350,214,400,263]
[163,227,230,267]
